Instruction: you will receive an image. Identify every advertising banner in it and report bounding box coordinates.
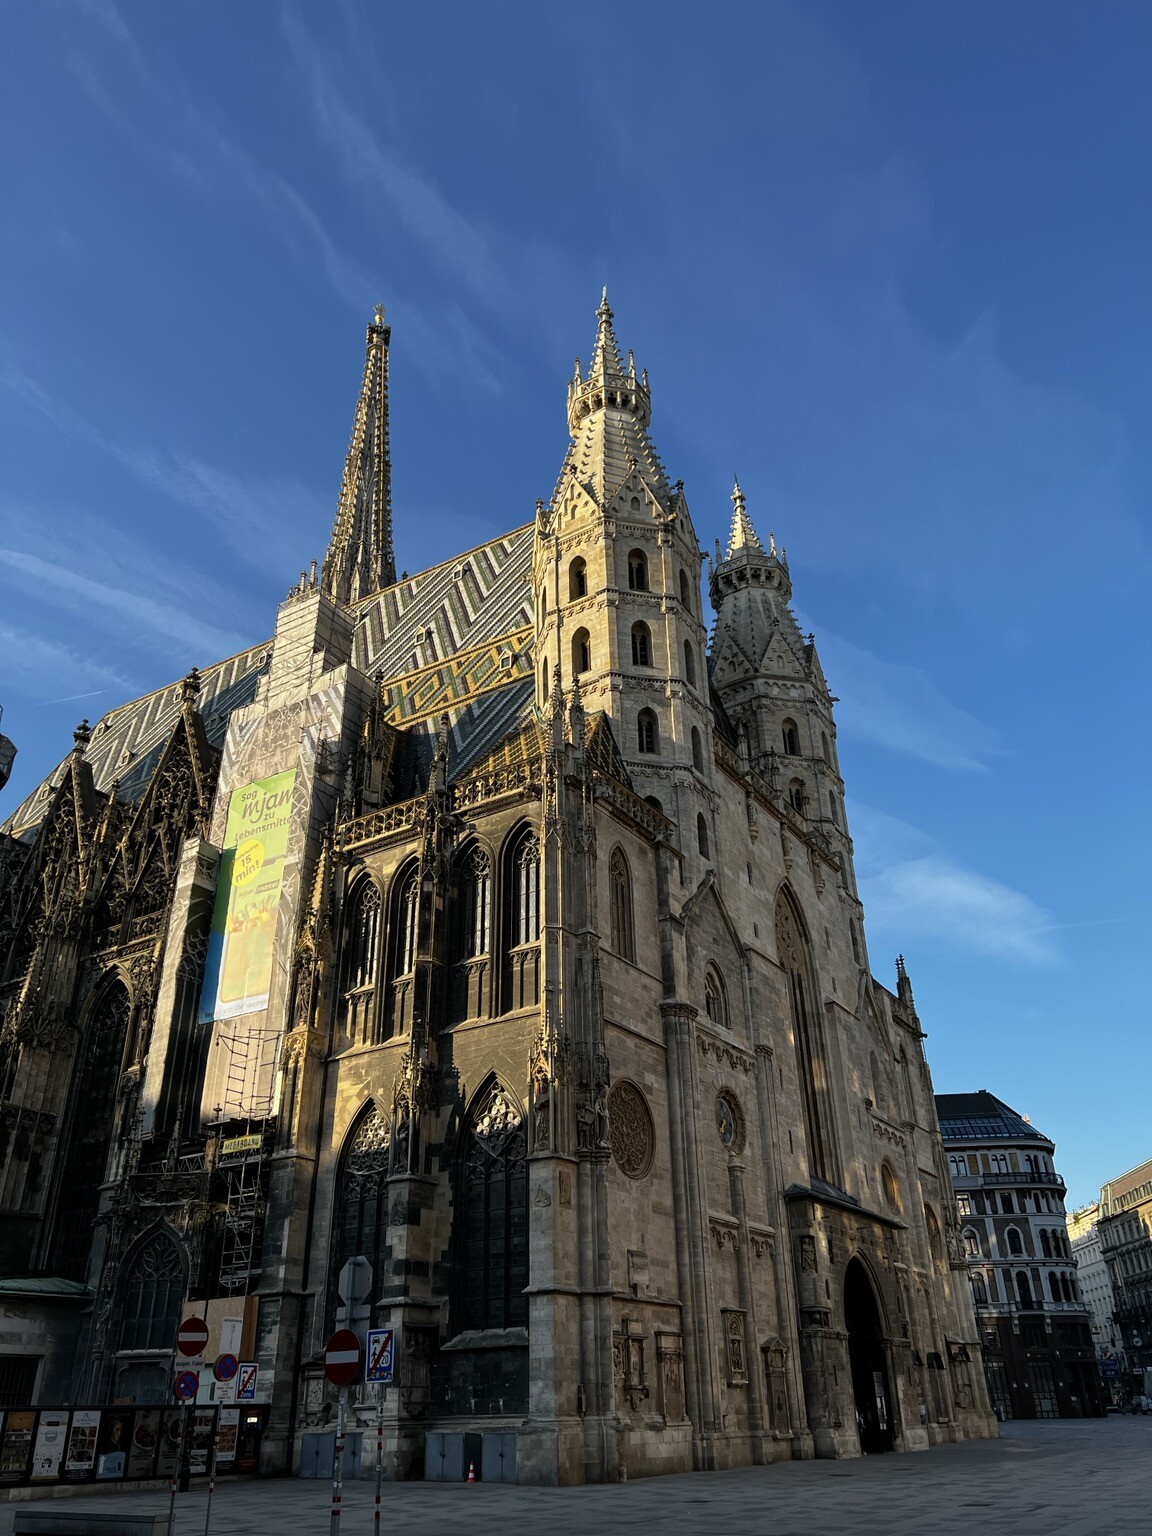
[198,770,296,1025]
[30,1410,69,1481]
[0,1411,35,1484]
[95,1410,133,1480]
[63,1411,99,1478]
[214,1409,240,1465]
[126,1409,162,1479]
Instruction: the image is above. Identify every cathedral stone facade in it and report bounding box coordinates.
[0,298,995,1481]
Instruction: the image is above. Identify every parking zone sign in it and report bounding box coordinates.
[236,1362,258,1401]
[366,1329,395,1384]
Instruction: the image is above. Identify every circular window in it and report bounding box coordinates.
[608,1082,654,1179]
[715,1092,745,1153]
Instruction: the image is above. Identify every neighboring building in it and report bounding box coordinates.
[937,1092,1103,1420]
[1098,1159,1152,1388]
[1068,1202,1123,1403]
[0,297,995,1484]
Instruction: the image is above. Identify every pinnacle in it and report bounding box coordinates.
[590,288,626,382]
[726,478,765,558]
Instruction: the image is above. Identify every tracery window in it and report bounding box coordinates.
[631,622,652,667]
[704,964,729,1029]
[627,549,648,591]
[513,834,540,947]
[117,1230,185,1354]
[776,891,834,1183]
[458,845,491,959]
[502,827,540,1011]
[609,848,635,963]
[340,879,381,995]
[331,1105,391,1326]
[454,1084,528,1333]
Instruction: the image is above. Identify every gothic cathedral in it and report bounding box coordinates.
[0,297,995,1481]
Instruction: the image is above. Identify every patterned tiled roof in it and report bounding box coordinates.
[5,523,537,838]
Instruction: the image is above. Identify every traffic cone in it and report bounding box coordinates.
[467,1461,477,1483]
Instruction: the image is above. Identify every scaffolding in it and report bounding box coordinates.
[210,1025,279,1295]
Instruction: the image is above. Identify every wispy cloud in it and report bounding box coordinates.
[851,804,1059,967]
[0,549,248,658]
[799,614,998,771]
[0,621,132,700]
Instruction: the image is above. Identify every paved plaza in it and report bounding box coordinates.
[2,1418,1148,1536]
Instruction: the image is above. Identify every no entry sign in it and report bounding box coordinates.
[176,1316,211,1357]
[324,1329,362,1387]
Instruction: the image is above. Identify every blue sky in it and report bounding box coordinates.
[0,1,1148,1207]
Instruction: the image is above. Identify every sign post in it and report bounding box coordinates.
[324,1330,361,1536]
[365,1328,395,1536]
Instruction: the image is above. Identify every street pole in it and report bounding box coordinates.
[373,1389,385,1536]
[168,1405,189,1536]
[329,1386,347,1536]
[202,1413,217,1536]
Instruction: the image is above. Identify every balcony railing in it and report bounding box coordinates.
[953,1170,1065,1188]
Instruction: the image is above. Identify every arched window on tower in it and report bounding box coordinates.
[453,1083,528,1333]
[782,719,800,756]
[776,890,835,1184]
[627,549,648,591]
[502,826,540,1011]
[787,778,807,814]
[704,964,729,1028]
[386,864,419,1039]
[821,731,831,762]
[569,557,587,599]
[691,726,704,772]
[684,641,697,687]
[541,662,550,700]
[609,848,635,963]
[572,627,591,675]
[338,877,381,1042]
[631,621,652,667]
[697,813,710,859]
[679,568,691,611]
[637,709,659,755]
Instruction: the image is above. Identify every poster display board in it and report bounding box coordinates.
[30,1410,69,1482]
[198,770,297,1024]
[95,1410,133,1480]
[63,1410,99,1479]
[214,1408,240,1465]
[126,1408,162,1479]
[0,1411,35,1484]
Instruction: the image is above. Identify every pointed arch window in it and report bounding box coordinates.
[569,557,587,599]
[679,568,691,611]
[609,848,635,963]
[787,778,807,813]
[513,835,540,947]
[691,726,704,772]
[704,964,728,1028]
[572,627,591,675]
[340,879,381,994]
[776,891,835,1185]
[117,1230,186,1355]
[782,719,800,756]
[459,846,491,959]
[331,1105,391,1327]
[52,978,131,1277]
[637,709,659,755]
[454,1084,528,1333]
[627,549,648,591]
[502,827,540,1012]
[684,641,697,687]
[385,865,419,1039]
[631,621,652,667]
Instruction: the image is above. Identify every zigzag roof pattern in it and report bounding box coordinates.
[5,523,537,840]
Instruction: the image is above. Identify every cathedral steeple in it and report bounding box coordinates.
[558,290,673,511]
[321,307,396,607]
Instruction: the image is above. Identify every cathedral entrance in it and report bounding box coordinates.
[844,1260,895,1454]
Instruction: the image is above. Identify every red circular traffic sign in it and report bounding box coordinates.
[176,1316,210,1357]
[323,1329,362,1387]
[174,1370,199,1401]
[214,1353,239,1382]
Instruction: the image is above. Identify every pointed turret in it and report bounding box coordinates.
[322,306,396,607]
[558,292,673,510]
[727,479,765,556]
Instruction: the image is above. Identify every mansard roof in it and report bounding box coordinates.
[935,1091,1050,1146]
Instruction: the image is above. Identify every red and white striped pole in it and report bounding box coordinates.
[373,1392,385,1536]
[202,1412,217,1536]
[329,1387,347,1536]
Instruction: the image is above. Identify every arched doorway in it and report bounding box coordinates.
[844,1259,895,1453]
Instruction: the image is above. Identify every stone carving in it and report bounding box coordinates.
[800,1234,818,1273]
[698,1033,756,1075]
[724,1310,749,1384]
[607,1081,653,1179]
[709,1218,739,1252]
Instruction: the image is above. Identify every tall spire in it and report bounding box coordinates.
[727,478,765,556]
[322,306,396,607]
[560,291,672,509]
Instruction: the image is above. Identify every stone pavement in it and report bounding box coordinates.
[2,1418,1148,1536]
